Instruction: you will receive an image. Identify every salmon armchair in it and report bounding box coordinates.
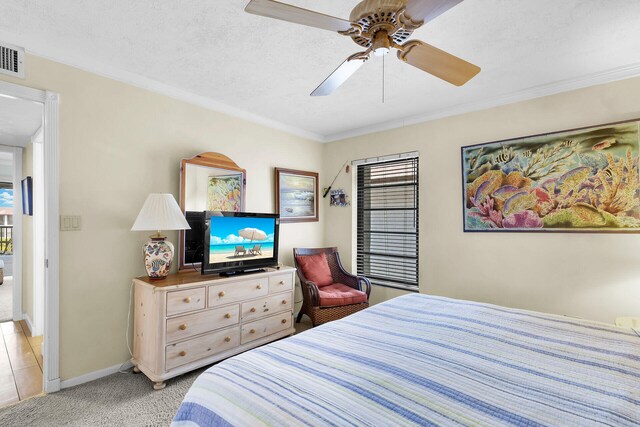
[293,247,371,326]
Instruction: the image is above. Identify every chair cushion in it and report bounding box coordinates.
[318,283,368,307]
[295,253,333,287]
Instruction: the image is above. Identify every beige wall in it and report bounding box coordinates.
[1,55,324,380]
[22,142,33,323]
[324,77,640,323]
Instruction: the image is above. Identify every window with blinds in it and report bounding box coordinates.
[356,156,419,290]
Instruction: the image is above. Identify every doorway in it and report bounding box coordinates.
[0,95,45,405]
[0,80,60,400]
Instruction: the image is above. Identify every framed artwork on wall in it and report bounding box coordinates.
[207,174,243,212]
[462,119,640,232]
[21,176,32,216]
[275,168,319,223]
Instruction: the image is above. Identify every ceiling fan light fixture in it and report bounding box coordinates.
[373,47,390,57]
[372,30,391,57]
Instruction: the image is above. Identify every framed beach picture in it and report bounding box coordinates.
[275,168,319,223]
[462,119,640,232]
[207,174,243,212]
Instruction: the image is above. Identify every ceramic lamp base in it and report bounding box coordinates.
[143,237,174,280]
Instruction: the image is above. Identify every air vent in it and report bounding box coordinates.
[0,42,25,79]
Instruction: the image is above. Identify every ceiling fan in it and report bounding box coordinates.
[244,0,480,96]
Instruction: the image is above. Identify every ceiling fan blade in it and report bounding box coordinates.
[404,0,464,24]
[398,40,480,86]
[311,53,369,96]
[245,0,352,32]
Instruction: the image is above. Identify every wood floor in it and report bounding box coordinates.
[0,320,43,407]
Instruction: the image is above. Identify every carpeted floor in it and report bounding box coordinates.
[0,317,313,426]
[0,367,205,426]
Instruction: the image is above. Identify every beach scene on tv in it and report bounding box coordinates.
[208,216,275,263]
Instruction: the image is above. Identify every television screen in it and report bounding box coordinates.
[203,212,279,275]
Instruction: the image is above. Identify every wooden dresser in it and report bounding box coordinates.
[131,267,296,389]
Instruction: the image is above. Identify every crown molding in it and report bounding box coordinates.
[323,62,640,142]
[3,30,640,144]
[0,31,324,143]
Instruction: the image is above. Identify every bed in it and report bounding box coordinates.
[172,294,640,426]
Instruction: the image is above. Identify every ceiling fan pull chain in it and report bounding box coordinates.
[382,54,385,104]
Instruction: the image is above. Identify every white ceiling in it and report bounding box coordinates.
[2,1,640,141]
[0,95,42,147]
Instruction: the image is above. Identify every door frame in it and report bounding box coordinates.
[0,80,60,393]
[0,145,23,327]
[32,130,45,337]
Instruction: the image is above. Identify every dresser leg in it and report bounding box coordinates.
[153,381,166,390]
[132,366,141,374]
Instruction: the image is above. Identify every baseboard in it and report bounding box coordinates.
[45,378,61,393]
[21,312,33,334]
[60,360,134,389]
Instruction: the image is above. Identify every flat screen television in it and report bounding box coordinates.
[202,211,280,276]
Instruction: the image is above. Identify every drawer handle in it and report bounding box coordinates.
[281,319,287,324]
[178,324,187,331]
[218,291,225,297]
[279,280,285,285]
[224,336,231,342]
[249,329,256,334]
[224,313,231,319]
[250,307,256,313]
[183,297,191,303]
[282,300,287,305]
[256,284,262,290]
[179,351,187,357]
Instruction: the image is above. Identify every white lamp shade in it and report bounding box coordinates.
[131,193,191,231]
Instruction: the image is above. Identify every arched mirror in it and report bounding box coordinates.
[179,152,246,270]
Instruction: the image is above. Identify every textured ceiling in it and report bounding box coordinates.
[1,1,640,141]
[0,95,42,147]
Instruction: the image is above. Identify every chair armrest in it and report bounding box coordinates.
[357,276,372,298]
[301,280,320,306]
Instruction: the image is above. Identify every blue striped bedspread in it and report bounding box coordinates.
[172,294,640,426]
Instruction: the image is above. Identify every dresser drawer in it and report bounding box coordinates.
[269,273,293,294]
[209,278,268,307]
[166,287,206,316]
[166,305,240,343]
[241,313,292,344]
[165,326,240,370]
[241,293,292,322]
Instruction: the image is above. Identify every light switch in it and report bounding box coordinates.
[60,215,81,231]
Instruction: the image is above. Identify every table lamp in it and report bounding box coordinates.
[131,193,190,280]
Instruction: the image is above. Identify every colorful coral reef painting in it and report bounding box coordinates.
[207,175,243,212]
[462,120,640,232]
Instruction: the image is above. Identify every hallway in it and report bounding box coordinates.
[0,320,43,407]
